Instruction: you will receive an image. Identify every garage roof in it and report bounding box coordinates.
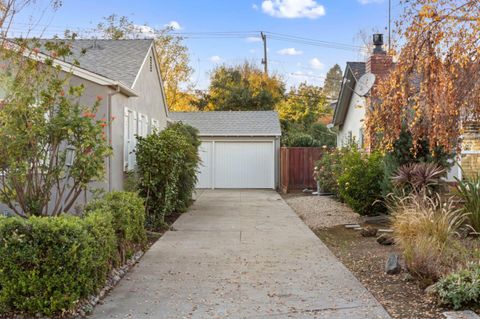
[170,111,282,137]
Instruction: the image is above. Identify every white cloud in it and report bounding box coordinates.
[210,55,222,62]
[261,0,326,19]
[309,57,324,70]
[277,47,303,56]
[358,0,384,4]
[245,36,262,42]
[132,25,156,38]
[165,20,182,30]
[252,3,259,10]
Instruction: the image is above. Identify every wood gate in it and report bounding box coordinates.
[280,147,324,193]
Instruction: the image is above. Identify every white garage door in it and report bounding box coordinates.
[197,141,275,189]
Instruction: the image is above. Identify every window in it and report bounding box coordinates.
[151,118,161,132]
[124,108,137,171]
[137,113,149,138]
[359,128,365,149]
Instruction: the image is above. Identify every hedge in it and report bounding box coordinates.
[136,123,200,228]
[0,213,115,316]
[86,191,147,263]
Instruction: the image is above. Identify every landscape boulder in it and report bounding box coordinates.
[385,253,401,275]
[377,234,395,245]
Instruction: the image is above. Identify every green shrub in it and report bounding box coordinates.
[0,214,115,316]
[309,123,336,148]
[86,191,146,263]
[283,132,321,147]
[437,263,480,310]
[136,123,200,228]
[381,129,453,196]
[337,149,386,215]
[315,149,343,194]
[456,174,480,232]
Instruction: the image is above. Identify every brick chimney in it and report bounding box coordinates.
[366,34,393,80]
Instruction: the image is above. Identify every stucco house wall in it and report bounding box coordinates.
[336,88,366,148]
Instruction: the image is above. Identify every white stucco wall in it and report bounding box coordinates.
[336,86,366,148]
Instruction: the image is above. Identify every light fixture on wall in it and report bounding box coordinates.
[65,146,76,167]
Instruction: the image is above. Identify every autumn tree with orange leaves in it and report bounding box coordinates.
[365,0,480,153]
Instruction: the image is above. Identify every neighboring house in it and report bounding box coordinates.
[333,34,479,180]
[170,111,281,189]
[1,39,169,215]
[332,61,368,148]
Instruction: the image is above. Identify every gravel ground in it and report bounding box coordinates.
[283,193,361,230]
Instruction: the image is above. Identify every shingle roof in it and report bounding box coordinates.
[346,62,366,79]
[170,111,282,136]
[39,39,153,87]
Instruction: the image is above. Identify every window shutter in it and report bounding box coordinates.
[124,108,130,171]
[144,115,149,136]
[130,111,138,170]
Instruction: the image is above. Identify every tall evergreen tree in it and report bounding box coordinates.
[323,64,343,100]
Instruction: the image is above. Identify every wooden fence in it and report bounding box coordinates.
[280,147,324,193]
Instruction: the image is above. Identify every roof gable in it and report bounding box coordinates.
[170,111,282,136]
[39,39,153,88]
[333,62,366,127]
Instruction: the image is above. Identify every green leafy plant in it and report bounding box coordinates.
[0,38,111,217]
[136,123,200,228]
[380,129,454,196]
[337,149,386,216]
[0,214,116,316]
[282,132,321,147]
[85,191,147,263]
[455,174,480,232]
[436,263,480,310]
[315,148,343,194]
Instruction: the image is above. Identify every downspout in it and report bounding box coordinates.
[107,86,121,192]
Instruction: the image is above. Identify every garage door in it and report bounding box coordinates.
[197,141,275,189]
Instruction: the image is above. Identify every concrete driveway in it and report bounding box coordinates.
[91,190,391,319]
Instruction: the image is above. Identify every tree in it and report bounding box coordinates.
[0,38,111,217]
[277,82,329,130]
[95,15,193,111]
[323,64,343,100]
[96,14,136,40]
[0,0,62,37]
[365,0,480,153]
[154,27,193,111]
[201,61,285,111]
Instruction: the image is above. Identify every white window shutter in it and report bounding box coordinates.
[129,111,138,170]
[144,115,149,136]
[124,108,130,171]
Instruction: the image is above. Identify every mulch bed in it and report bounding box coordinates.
[316,225,448,319]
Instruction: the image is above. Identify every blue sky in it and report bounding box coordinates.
[12,0,402,89]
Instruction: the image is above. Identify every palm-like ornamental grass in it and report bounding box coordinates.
[455,174,480,233]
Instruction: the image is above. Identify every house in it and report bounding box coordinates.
[1,39,169,215]
[333,34,479,180]
[170,111,281,189]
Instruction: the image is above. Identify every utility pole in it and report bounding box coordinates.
[261,31,268,75]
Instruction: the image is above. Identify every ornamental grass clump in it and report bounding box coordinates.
[390,193,468,281]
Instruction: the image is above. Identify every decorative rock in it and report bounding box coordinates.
[443,310,480,319]
[377,234,395,245]
[361,226,378,237]
[378,229,394,233]
[385,253,401,275]
[345,224,361,229]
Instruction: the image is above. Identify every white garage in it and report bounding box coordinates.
[170,111,281,189]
